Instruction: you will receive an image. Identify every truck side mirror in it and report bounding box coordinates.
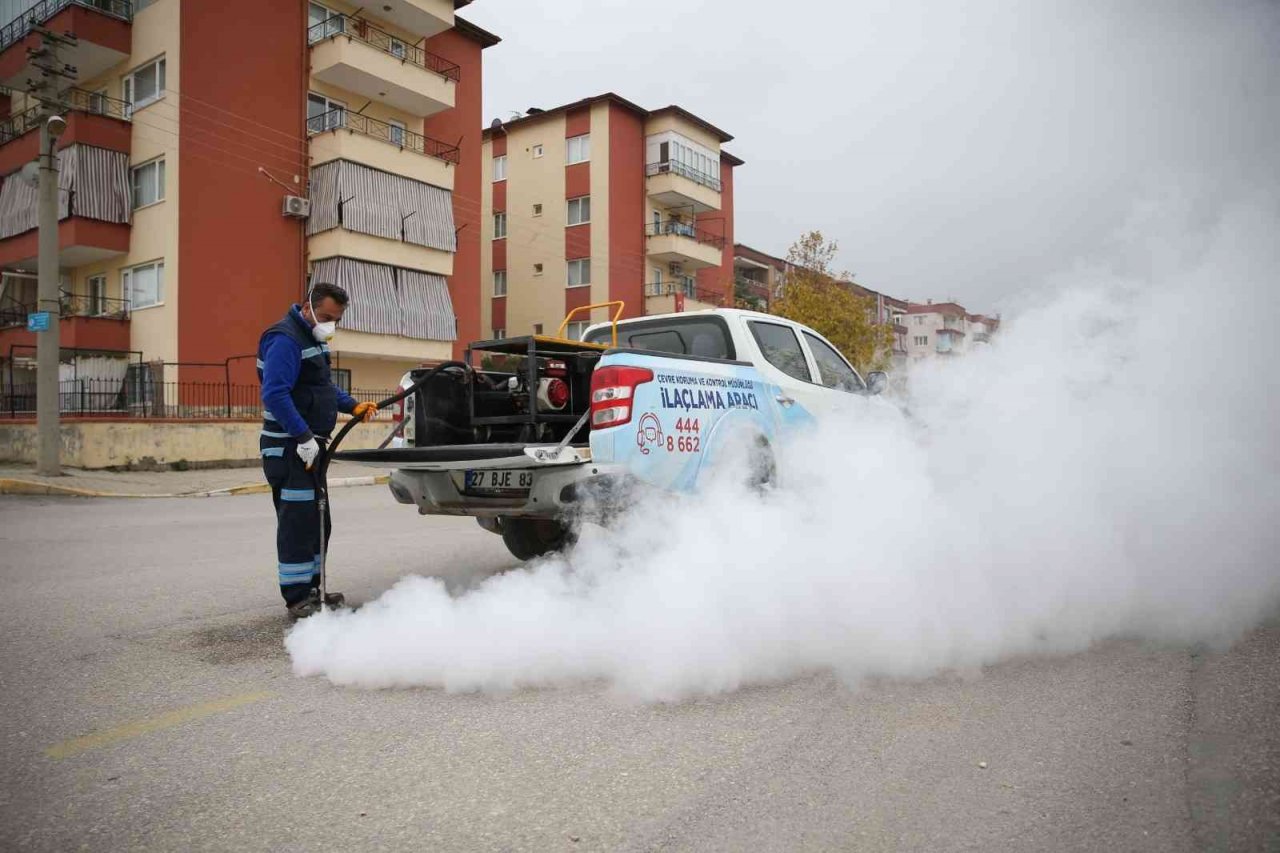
[866,371,888,395]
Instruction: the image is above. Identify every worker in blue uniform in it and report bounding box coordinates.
[257,282,377,619]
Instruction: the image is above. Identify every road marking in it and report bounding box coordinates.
[45,691,272,760]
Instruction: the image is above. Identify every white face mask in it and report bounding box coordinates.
[307,291,337,342]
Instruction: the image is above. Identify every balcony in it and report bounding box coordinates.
[0,0,133,91]
[0,140,132,270]
[0,289,130,354]
[733,275,769,310]
[308,108,457,190]
[645,220,724,270]
[308,229,453,278]
[645,160,721,213]
[361,0,453,40]
[309,13,458,118]
[0,88,131,175]
[643,280,723,315]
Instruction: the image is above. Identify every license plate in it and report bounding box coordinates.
[463,468,534,495]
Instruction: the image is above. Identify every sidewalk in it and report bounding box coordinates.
[0,461,387,498]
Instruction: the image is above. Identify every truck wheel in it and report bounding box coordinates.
[501,518,577,561]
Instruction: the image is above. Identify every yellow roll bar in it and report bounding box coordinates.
[558,300,626,347]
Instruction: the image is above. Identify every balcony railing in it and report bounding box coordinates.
[644,281,724,306]
[645,220,725,250]
[308,13,461,82]
[0,0,133,54]
[0,290,130,327]
[645,160,722,192]
[0,88,132,145]
[307,108,460,164]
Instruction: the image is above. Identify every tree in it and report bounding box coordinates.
[770,231,894,373]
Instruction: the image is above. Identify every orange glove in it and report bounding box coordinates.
[353,401,378,422]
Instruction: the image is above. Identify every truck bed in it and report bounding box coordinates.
[334,442,589,471]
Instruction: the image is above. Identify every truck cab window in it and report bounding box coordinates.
[803,332,865,392]
[586,317,735,360]
[748,321,811,382]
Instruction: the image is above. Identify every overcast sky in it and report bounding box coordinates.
[463,1,1279,311]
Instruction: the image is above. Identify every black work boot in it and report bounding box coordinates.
[287,589,346,620]
[287,589,322,620]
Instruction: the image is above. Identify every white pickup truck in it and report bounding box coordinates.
[335,308,886,560]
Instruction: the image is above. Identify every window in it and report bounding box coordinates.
[804,332,864,392]
[87,275,106,316]
[586,316,736,360]
[389,37,406,59]
[332,368,352,393]
[130,158,164,208]
[388,119,406,147]
[493,328,506,339]
[748,321,811,382]
[532,203,542,216]
[493,154,507,181]
[307,92,345,133]
[123,261,164,310]
[567,258,590,288]
[493,212,507,240]
[532,144,544,158]
[123,56,166,114]
[308,2,344,42]
[566,134,590,164]
[493,270,507,296]
[914,335,928,346]
[533,263,543,275]
[916,316,924,325]
[681,276,697,298]
[564,321,589,341]
[566,195,590,225]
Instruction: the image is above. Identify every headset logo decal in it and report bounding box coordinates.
[636,412,663,455]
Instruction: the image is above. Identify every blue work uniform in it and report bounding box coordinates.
[257,305,357,605]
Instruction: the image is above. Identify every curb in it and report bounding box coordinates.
[0,474,389,499]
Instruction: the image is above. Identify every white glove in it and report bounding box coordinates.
[296,437,320,470]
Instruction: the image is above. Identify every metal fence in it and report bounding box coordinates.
[1,380,396,419]
[645,220,726,250]
[644,160,722,192]
[307,12,461,81]
[644,281,725,305]
[0,87,132,145]
[0,0,133,53]
[307,108,460,164]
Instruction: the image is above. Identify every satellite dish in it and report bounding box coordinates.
[489,117,502,131]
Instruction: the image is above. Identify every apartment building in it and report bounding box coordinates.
[902,301,1002,359]
[731,242,791,311]
[0,0,497,400]
[480,93,742,340]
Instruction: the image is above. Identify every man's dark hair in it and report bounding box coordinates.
[308,281,349,307]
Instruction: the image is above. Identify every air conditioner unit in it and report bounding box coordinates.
[282,195,311,218]
[668,262,683,276]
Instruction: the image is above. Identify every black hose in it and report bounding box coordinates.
[317,360,470,483]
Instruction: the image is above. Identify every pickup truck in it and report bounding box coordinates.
[335,307,887,561]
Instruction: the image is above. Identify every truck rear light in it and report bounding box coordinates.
[590,365,653,429]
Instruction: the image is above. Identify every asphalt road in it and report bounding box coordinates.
[0,489,1276,852]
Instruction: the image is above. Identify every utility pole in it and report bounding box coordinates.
[30,25,75,476]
